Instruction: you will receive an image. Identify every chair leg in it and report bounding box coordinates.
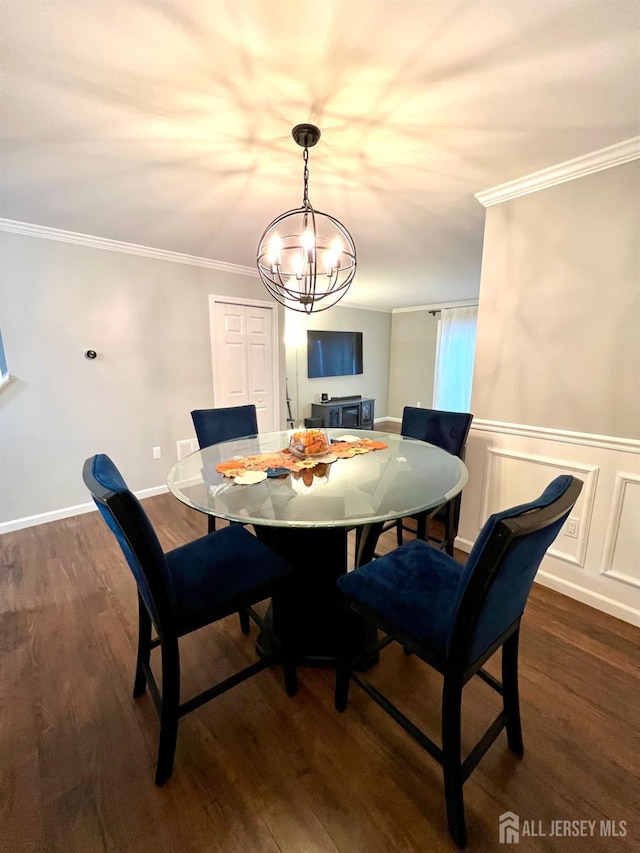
[442,675,467,849]
[155,637,180,787]
[238,608,251,635]
[335,601,354,712]
[444,500,458,556]
[274,587,298,697]
[354,526,363,564]
[133,594,152,697]
[283,654,298,697]
[396,519,403,546]
[415,512,428,542]
[502,629,524,756]
[282,639,298,699]
[207,515,216,534]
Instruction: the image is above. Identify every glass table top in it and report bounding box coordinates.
[167,428,468,529]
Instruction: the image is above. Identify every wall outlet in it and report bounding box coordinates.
[565,516,579,538]
[176,438,199,460]
[152,446,162,460]
[416,401,421,407]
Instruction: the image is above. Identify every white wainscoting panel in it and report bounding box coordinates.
[458,421,640,627]
[481,448,598,567]
[600,472,640,589]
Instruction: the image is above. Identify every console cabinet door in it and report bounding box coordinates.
[327,407,341,427]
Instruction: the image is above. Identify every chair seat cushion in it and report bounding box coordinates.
[337,540,463,655]
[167,524,293,634]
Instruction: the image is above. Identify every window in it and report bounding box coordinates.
[433,306,477,412]
[0,330,9,389]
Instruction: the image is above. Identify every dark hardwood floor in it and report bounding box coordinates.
[1,494,638,852]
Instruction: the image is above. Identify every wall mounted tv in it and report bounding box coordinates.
[307,330,363,379]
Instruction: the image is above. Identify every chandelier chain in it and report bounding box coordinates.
[302,147,311,209]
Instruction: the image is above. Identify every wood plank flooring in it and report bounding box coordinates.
[1,495,638,853]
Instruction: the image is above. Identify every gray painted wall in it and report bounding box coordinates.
[472,160,640,439]
[285,305,391,425]
[387,310,438,419]
[0,232,283,522]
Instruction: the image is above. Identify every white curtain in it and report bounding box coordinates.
[433,306,478,412]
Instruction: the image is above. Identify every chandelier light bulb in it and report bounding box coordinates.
[268,234,282,269]
[292,253,305,279]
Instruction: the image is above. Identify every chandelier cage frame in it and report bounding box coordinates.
[256,124,357,314]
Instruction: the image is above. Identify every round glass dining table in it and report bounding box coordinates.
[167,428,468,665]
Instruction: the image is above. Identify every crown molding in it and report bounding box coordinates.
[0,218,258,277]
[475,136,640,207]
[337,300,393,313]
[392,299,478,314]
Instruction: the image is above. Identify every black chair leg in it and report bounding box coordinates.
[444,500,458,556]
[354,526,362,564]
[442,675,467,849]
[415,512,428,542]
[395,519,403,546]
[133,595,152,697]
[502,629,524,756]
[239,608,251,635]
[155,637,180,786]
[281,598,298,698]
[207,515,216,534]
[283,655,298,697]
[335,602,354,712]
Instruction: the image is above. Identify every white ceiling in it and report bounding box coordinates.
[1,1,638,310]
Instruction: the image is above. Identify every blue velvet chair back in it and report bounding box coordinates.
[401,406,472,457]
[451,475,581,665]
[83,454,175,628]
[191,405,258,449]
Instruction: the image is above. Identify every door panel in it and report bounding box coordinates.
[246,305,274,430]
[211,299,278,432]
[225,342,250,400]
[214,303,249,404]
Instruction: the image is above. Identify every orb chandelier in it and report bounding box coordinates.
[257,124,357,314]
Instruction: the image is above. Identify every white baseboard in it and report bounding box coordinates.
[0,484,169,535]
[534,571,640,627]
[455,536,473,553]
[454,537,638,627]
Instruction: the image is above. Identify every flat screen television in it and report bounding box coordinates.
[307,330,363,379]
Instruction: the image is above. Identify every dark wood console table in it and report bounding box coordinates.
[310,396,375,430]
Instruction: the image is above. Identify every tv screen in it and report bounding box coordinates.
[307,330,363,379]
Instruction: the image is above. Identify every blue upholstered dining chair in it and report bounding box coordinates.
[191,404,259,460]
[335,475,582,849]
[393,406,473,555]
[191,404,259,633]
[83,453,297,786]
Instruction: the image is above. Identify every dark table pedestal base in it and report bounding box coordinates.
[253,523,382,667]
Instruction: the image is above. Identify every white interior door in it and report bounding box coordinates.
[210,297,279,431]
